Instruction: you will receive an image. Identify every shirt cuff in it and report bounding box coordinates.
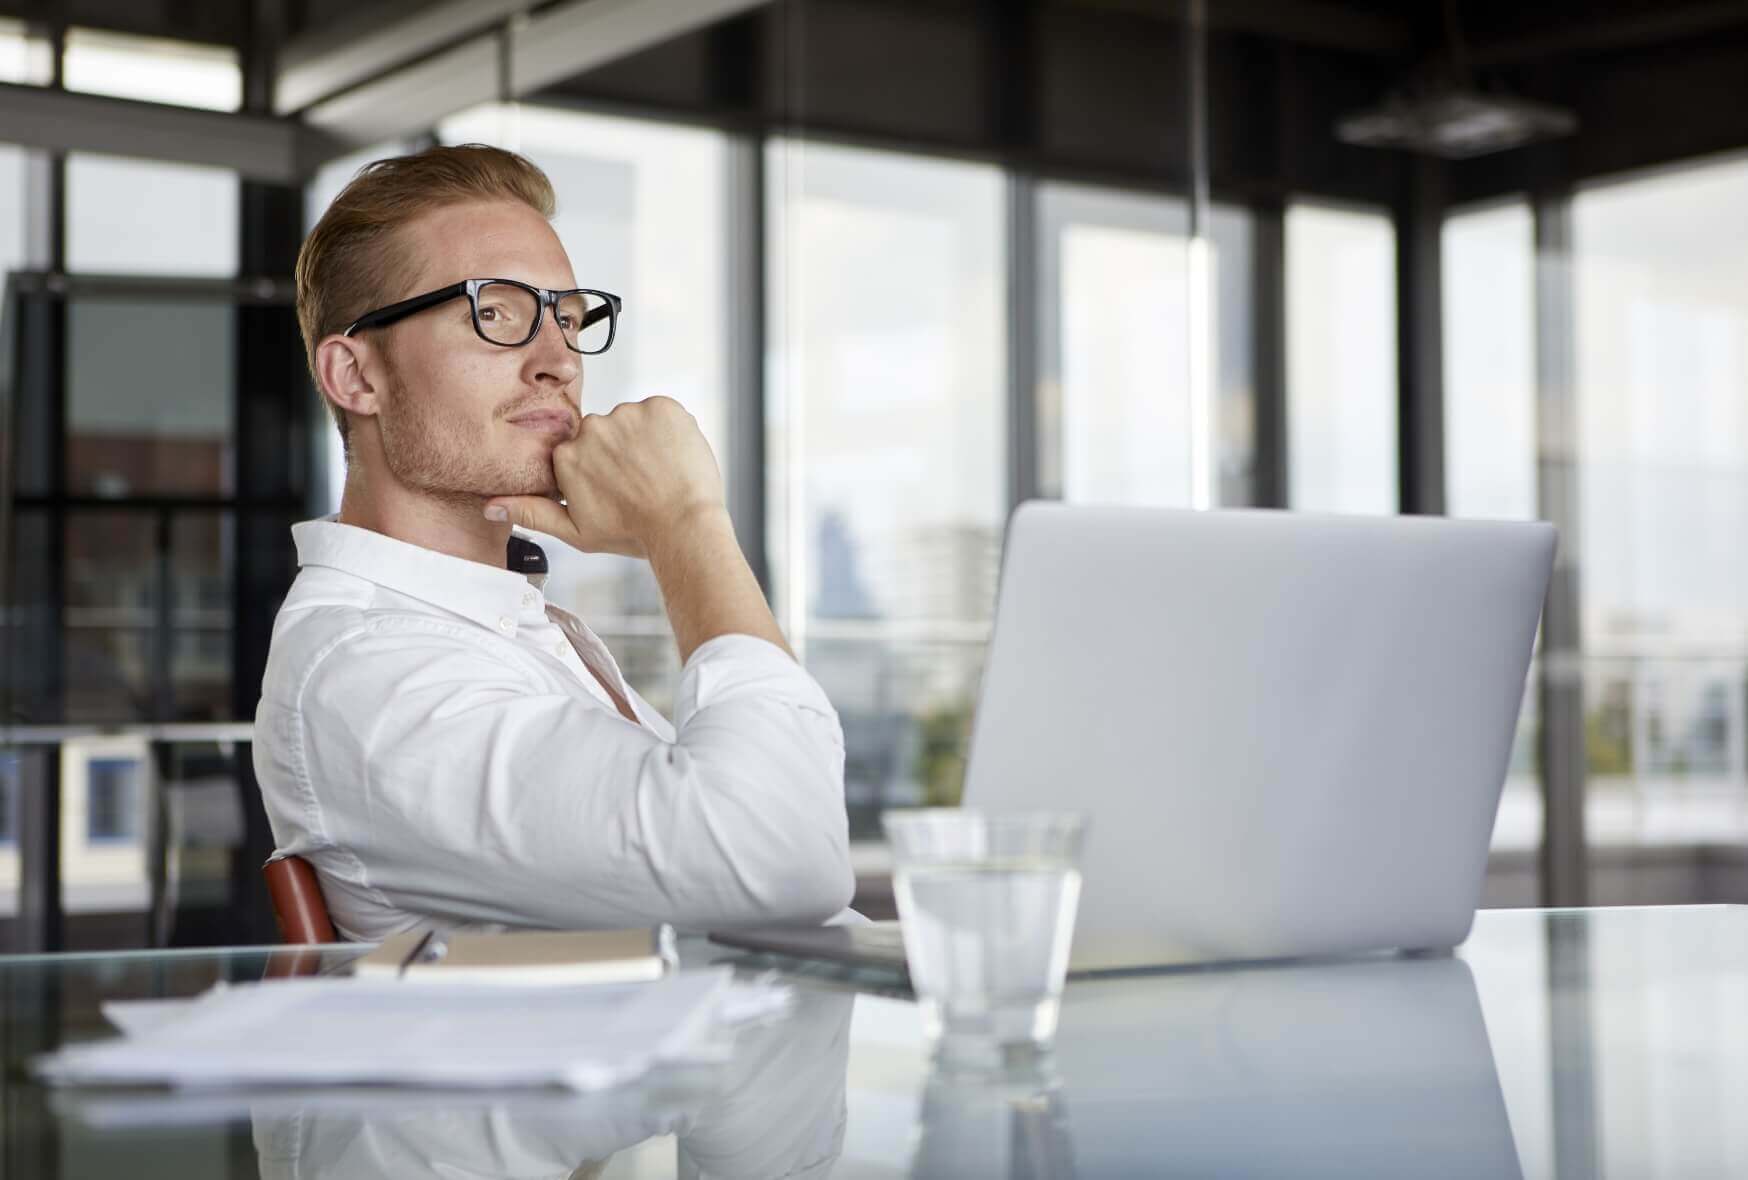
[675,633,839,728]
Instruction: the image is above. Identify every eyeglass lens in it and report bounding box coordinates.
[475,282,613,354]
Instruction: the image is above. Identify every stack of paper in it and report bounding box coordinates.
[34,967,791,1092]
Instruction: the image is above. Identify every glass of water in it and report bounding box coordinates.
[883,809,1087,1058]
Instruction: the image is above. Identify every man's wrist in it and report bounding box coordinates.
[643,501,737,575]
[646,500,732,553]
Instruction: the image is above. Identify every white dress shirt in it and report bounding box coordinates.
[252,519,856,942]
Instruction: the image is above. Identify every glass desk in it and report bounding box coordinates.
[2,906,1745,1177]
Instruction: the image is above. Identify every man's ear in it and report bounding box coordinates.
[314,333,383,423]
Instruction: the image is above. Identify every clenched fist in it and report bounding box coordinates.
[485,396,725,557]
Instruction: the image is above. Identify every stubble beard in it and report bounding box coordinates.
[376,349,558,506]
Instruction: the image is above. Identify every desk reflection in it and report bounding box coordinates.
[249,986,855,1179]
[907,953,1521,1179]
[1060,953,1521,1178]
[910,1052,1076,1178]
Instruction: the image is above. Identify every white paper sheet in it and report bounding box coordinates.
[36,968,791,1092]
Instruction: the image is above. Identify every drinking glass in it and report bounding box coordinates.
[883,809,1087,1059]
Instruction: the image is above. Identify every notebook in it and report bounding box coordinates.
[352,929,668,985]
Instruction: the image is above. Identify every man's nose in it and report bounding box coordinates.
[529,308,581,384]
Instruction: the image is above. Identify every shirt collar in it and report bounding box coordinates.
[292,517,537,634]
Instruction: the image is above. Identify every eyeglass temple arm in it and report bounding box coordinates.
[343,282,470,336]
[578,294,619,330]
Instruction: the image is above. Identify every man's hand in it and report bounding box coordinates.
[485,396,793,662]
[485,396,724,558]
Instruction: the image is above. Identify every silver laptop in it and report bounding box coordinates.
[714,504,1554,974]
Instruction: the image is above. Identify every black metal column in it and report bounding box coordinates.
[1534,190,1588,908]
[989,0,1041,514]
[1546,915,1601,1178]
[711,10,771,594]
[1396,154,1446,516]
[11,250,68,960]
[229,0,308,944]
[725,135,770,594]
[1251,198,1289,509]
[16,747,63,955]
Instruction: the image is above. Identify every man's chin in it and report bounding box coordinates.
[496,466,559,500]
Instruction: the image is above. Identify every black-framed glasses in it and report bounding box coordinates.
[343,278,622,355]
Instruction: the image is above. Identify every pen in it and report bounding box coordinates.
[397,929,449,977]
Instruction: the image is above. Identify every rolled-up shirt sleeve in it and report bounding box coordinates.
[289,617,855,934]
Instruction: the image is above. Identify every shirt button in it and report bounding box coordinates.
[497,617,513,634]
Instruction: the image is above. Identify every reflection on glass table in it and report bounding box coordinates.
[1054,954,1519,1179]
[32,947,854,1180]
[5,910,1748,1177]
[910,1051,1076,1179]
[902,953,1517,1180]
[241,985,853,1180]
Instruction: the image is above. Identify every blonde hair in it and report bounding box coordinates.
[296,143,557,448]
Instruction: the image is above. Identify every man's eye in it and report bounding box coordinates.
[479,305,501,321]
[556,313,578,331]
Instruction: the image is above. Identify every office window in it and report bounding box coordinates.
[169,513,234,721]
[1574,156,1748,849]
[1445,202,1538,521]
[86,758,141,843]
[768,139,1004,833]
[66,154,239,276]
[63,511,157,722]
[0,750,23,920]
[1212,207,1258,507]
[0,142,40,332]
[61,27,240,111]
[0,753,16,845]
[0,18,52,84]
[1444,201,1542,864]
[1286,202,1398,514]
[1037,182,1256,506]
[60,737,151,913]
[55,509,237,725]
[439,105,731,712]
[67,295,235,497]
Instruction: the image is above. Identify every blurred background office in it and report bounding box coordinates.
[3,0,1748,952]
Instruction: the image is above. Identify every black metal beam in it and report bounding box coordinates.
[1546,914,1601,1177]
[1533,190,1589,909]
[14,748,62,954]
[1250,198,1289,509]
[1396,154,1446,516]
[0,81,340,185]
[11,283,67,953]
[725,133,770,595]
[1468,0,1748,67]
[990,0,1041,512]
[1006,174,1040,513]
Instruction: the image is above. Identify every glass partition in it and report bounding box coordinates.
[1443,200,1542,887]
[61,26,240,111]
[767,138,1006,832]
[65,155,239,277]
[1037,183,1256,508]
[1286,202,1398,515]
[1574,155,1748,859]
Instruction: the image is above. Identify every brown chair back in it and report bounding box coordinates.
[263,854,338,945]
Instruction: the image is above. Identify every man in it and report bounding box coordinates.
[254,144,855,941]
